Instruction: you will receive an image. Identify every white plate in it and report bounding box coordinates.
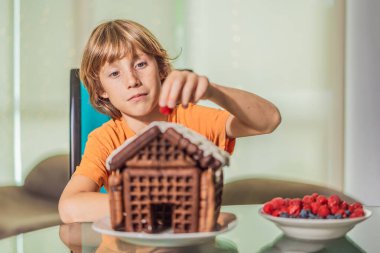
[259,208,372,241]
[92,212,237,247]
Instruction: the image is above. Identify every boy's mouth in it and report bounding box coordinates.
[128,92,148,101]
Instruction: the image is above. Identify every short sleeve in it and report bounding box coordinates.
[72,119,128,190]
[72,130,110,190]
[170,104,236,154]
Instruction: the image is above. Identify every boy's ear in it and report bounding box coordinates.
[159,71,165,81]
[158,65,168,80]
[100,91,109,99]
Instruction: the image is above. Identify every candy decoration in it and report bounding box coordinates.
[159,106,173,115]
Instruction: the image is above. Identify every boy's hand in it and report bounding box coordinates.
[159,70,212,109]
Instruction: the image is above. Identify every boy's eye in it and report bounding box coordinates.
[109,71,119,78]
[135,61,147,69]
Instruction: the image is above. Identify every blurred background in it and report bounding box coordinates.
[0,0,379,206]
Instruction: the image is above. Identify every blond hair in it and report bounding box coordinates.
[80,19,172,118]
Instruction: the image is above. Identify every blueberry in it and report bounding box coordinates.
[300,209,309,218]
[309,213,317,219]
[280,212,289,218]
[345,210,351,216]
[335,214,343,219]
[327,215,336,219]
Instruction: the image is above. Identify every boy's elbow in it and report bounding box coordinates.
[265,108,282,134]
[272,108,282,131]
[58,197,76,224]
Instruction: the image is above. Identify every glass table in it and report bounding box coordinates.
[0,205,379,253]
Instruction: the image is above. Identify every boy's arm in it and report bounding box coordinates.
[207,82,281,138]
[159,70,281,138]
[58,175,109,223]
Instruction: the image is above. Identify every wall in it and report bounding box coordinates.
[1,0,180,184]
[183,0,345,188]
[19,0,75,184]
[1,0,345,191]
[345,0,380,205]
[0,0,15,185]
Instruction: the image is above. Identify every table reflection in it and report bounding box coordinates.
[258,235,366,253]
[59,222,238,253]
[52,205,378,253]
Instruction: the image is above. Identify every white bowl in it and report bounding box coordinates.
[259,208,372,241]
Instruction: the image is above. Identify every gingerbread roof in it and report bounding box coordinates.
[106,122,230,171]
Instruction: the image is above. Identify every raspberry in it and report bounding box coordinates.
[311,202,321,214]
[349,213,361,218]
[263,203,274,214]
[289,198,302,207]
[348,204,356,213]
[271,197,285,210]
[302,195,313,204]
[159,106,173,115]
[350,209,364,218]
[311,193,319,201]
[317,205,330,218]
[336,209,347,218]
[328,195,341,207]
[340,201,349,210]
[353,208,364,216]
[352,202,363,210]
[288,205,301,217]
[330,204,340,215]
[302,204,312,211]
[280,206,288,214]
[316,195,328,205]
[271,210,281,217]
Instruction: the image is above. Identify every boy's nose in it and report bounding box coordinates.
[128,80,142,89]
[127,71,141,88]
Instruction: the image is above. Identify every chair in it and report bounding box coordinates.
[0,154,69,239]
[69,69,110,177]
[222,177,358,205]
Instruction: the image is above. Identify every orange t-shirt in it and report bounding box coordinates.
[73,103,236,190]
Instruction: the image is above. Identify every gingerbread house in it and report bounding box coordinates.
[106,122,230,233]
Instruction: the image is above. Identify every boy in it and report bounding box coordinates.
[59,19,281,223]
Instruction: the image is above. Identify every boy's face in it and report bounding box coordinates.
[99,50,162,119]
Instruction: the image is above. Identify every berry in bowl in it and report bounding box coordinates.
[259,193,371,241]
